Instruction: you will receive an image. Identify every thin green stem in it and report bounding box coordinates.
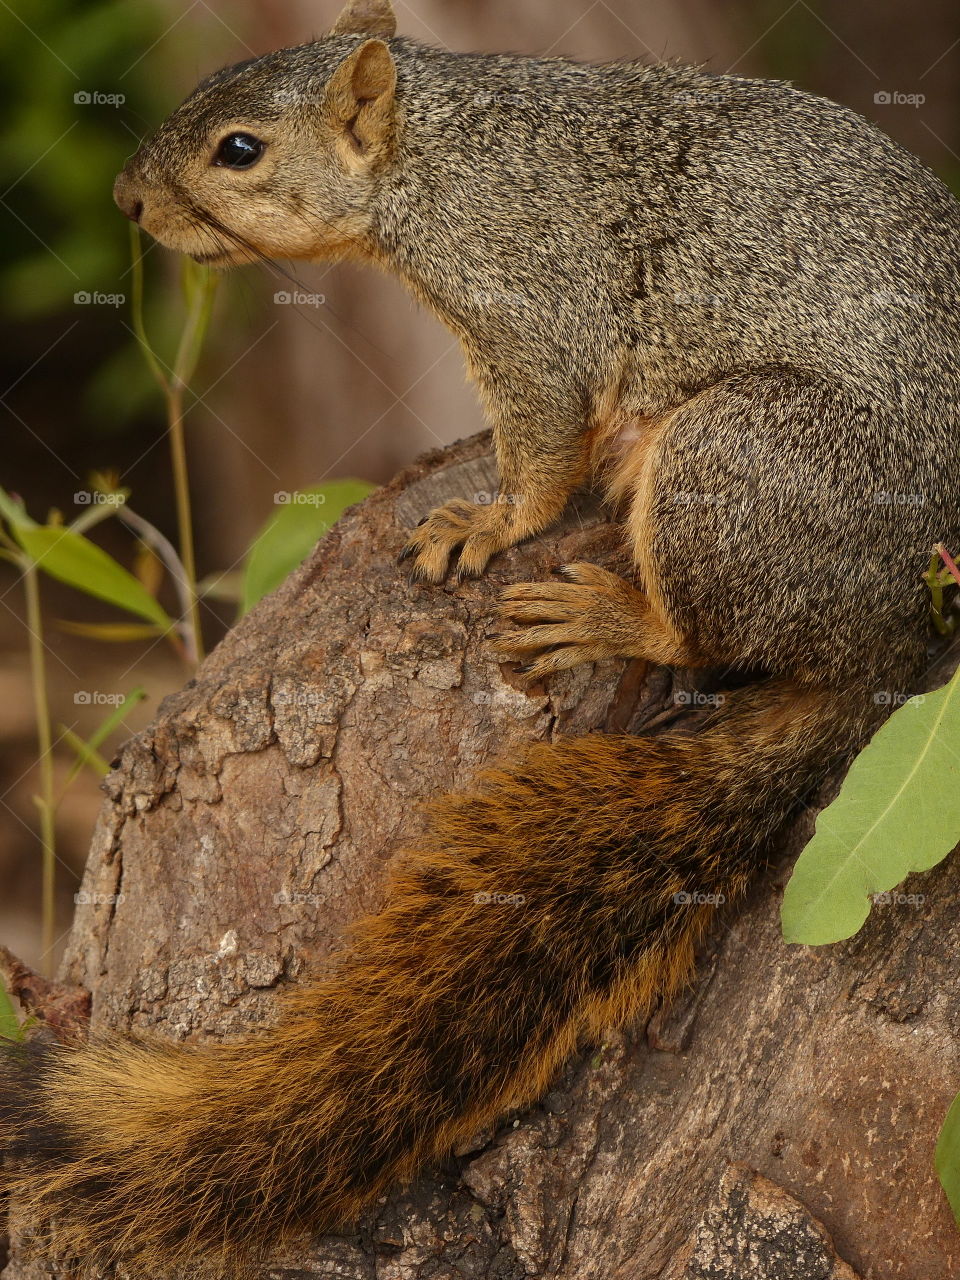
[165,381,204,661]
[117,504,196,660]
[24,562,56,974]
[68,497,127,537]
[937,543,960,591]
[129,232,218,666]
[172,261,218,390]
[129,223,168,394]
[164,263,218,663]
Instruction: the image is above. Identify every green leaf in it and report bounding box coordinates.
[937,1090,960,1223]
[781,670,960,944]
[61,685,145,785]
[240,480,375,615]
[197,570,243,603]
[57,620,164,643]
[84,685,146,753]
[0,979,22,1042]
[0,486,36,531]
[60,726,111,780]
[11,524,172,628]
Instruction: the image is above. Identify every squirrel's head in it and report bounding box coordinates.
[113,0,399,266]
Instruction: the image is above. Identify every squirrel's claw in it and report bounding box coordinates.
[400,499,517,584]
[454,537,500,581]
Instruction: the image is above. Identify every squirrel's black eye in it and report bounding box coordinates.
[213,133,264,169]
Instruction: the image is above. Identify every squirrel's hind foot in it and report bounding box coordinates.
[493,563,690,678]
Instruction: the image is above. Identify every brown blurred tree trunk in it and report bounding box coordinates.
[5,433,960,1280]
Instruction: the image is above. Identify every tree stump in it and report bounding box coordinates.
[4,431,960,1280]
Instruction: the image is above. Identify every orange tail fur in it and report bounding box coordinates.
[1,678,871,1274]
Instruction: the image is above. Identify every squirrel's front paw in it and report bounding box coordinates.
[398,499,516,583]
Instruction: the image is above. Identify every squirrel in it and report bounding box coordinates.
[4,0,960,1272]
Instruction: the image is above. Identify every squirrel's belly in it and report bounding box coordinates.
[593,413,661,505]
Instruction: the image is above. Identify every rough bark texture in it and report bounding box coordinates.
[4,431,960,1280]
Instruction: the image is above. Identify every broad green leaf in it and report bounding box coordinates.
[937,1090,960,1223]
[240,480,375,615]
[782,669,960,944]
[11,525,172,628]
[0,980,22,1042]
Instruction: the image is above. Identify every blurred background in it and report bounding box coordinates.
[1,0,958,974]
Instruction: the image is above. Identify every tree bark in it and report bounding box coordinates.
[4,431,960,1280]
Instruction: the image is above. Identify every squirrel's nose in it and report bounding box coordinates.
[113,170,144,223]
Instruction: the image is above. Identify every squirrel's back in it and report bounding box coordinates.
[383,41,960,411]
[376,39,960,604]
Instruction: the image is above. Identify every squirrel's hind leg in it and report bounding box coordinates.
[493,562,695,678]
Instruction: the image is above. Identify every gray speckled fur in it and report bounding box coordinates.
[150,34,960,690]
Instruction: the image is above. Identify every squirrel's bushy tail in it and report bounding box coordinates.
[1,677,873,1273]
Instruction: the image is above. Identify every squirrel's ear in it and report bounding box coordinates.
[331,0,396,37]
[325,39,397,156]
